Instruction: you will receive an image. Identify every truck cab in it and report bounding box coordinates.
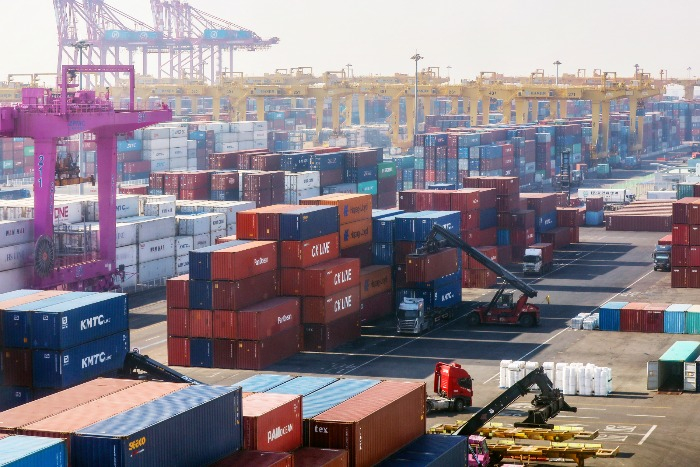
[467,435,490,467]
[653,244,671,271]
[397,297,429,334]
[522,250,544,275]
[427,362,473,412]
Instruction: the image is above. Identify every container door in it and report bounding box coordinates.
[684,362,698,392]
[646,361,658,391]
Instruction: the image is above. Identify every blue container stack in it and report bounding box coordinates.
[664,304,691,334]
[371,209,405,265]
[188,240,250,309]
[0,290,130,410]
[598,301,628,332]
[378,434,469,466]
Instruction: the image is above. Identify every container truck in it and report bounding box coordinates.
[522,243,554,275]
[426,361,473,413]
[577,188,635,205]
[396,297,456,334]
[653,244,671,271]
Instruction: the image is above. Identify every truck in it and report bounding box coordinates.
[410,224,541,328]
[426,361,473,413]
[396,297,456,334]
[653,244,672,271]
[522,243,554,275]
[577,188,635,205]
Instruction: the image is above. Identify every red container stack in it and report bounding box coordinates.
[358,265,393,322]
[405,248,459,283]
[671,198,700,288]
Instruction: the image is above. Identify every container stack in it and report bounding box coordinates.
[671,198,700,288]
[0,290,129,410]
[0,219,34,293]
[584,196,605,226]
[241,392,302,452]
[138,125,189,174]
[606,200,674,232]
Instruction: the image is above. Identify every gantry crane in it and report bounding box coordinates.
[0,65,171,291]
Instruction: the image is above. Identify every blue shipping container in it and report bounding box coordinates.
[2,292,94,348]
[267,376,337,396]
[0,386,32,411]
[479,207,498,230]
[372,209,404,220]
[585,210,605,226]
[411,270,461,290]
[189,280,213,310]
[189,240,248,280]
[32,331,130,389]
[664,304,691,334]
[302,379,380,419]
[237,374,295,393]
[414,211,461,242]
[74,385,242,467]
[372,243,394,265]
[279,206,339,241]
[599,302,628,332]
[0,435,66,467]
[431,280,461,309]
[309,153,344,171]
[344,167,377,184]
[373,216,397,243]
[497,229,511,246]
[116,139,142,152]
[535,211,557,233]
[30,293,128,350]
[378,434,468,466]
[190,338,213,368]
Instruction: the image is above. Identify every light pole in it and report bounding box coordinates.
[72,40,90,90]
[447,65,452,83]
[410,53,423,141]
[346,63,352,79]
[553,60,561,85]
[634,63,640,78]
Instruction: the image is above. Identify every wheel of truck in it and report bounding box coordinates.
[466,312,480,326]
[426,399,435,413]
[519,314,536,327]
[454,398,466,412]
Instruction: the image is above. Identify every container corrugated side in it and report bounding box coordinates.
[303,312,360,352]
[664,304,691,334]
[211,450,292,467]
[280,233,340,269]
[303,258,361,297]
[31,331,130,389]
[73,385,243,467]
[236,327,302,370]
[300,193,372,226]
[292,447,348,467]
[302,379,380,422]
[598,302,627,331]
[0,378,143,434]
[243,393,302,452]
[212,270,279,311]
[266,376,337,397]
[686,307,700,334]
[308,380,426,467]
[279,206,339,241]
[237,297,301,340]
[237,374,296,393]
[377,434,468,466]
[30,293,128,350]
[211,241,278,281]
[0,435,67,467]
[189,240,249,280]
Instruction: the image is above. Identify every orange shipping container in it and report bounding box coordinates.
[359,265,392,301]
[243,393,303,452]
[338,219,372,249]
[302,286,360,324]
[301,193,372,225]
[211,241,278,281]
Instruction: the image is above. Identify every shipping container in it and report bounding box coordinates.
[620,302,649,332]
[189,241,249,281]
[292,448,348,467]
[237,374,295,393]
[211,241,278,281]
[1,348,32,386]
[360,290,393,323]
[73,385,243,467]
[279,206,339,242]
[303,312,361,352]
[190,337,213,367]
[243,393,302,452]
[166,275,190,309]
[236,205,300,240]
[308,380,426,467]
[664,304,691,334]
[280,233,340,268]
[338,219,372,249]
[211,450,293,467]
[212,339,237,369]
[642,303,667,333]
[649,341,700,392]
[686,305,700,334]
[302,286,360,325]
[212,270,279,311]
[0,435,67,467]
[377,434,468,466]
[267,376,338,397]
[405,248,458,283]
[300,194,372,226]
[236,326,302,370]
[189,280,213,310]
[598,302,627,331]
[237,297,301,340]
[167,337,190,366]
[303,258,361,297]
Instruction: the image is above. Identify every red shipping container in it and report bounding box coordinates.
[672,245,689,267]
[213,310,237,339]
[689,268,700,289]
[212,451,293,467]
[237,297,301,340]
[338,219,372,250]
[360,290,393,324]
[406,248,458,283]
[212,270,279,311]
[167,337,190,367]
[673,224,690,245]
[461,211,480,231]
[242,393,302,452]
[211,241,278,281]
[620,306,645,332]
[236,326,302,370]
[167,308,189,337]
[303,311,361,352]
[340,242,373,268]
[319,169,343,187]
[280,268,303,296]
[497,244,512,265]
[642,304,666,333]
[658,234,673,245]
[398,190,418,211]
[166,274,190,309]
[280,233,340,268]
[528,243,554,265]
[690,226,700,246]
[414,191,435,211]
[212,339,237,369]
[211,172,240,191]
[303,258,361,297]
[236,205,299,240]
[690,200,700,225]
[466,246,498,270]
[689,247,700,268]
[393,264,408,288]
[189,309,213,338]
[1,348,32,386]
[307,380,426,467]
[302,286,360,324]
[672,267,688,288]
[393,241,417,265]
[359,265,392,300]
[291,449,347,467]
[556,208,581,227]
[462,269,497,288]
[510,227,535,247]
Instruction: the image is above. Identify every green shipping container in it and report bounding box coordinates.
[23,145,35,157]
[377,162,397,179]
[572,143,582,155]
[685,307,700,334]
[677,183,695,200]
[2,160,12,170]
[415,158,425,170]
[357,180,378,195]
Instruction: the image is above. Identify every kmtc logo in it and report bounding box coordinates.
[81,315,108,330]
[82,352,110,368]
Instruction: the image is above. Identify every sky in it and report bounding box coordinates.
[0,0,697,85]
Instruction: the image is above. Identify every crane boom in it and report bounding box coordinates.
[420,224,538,299]
[122,350,202,385]
[453,367,576,437]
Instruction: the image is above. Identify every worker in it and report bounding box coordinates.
[545,294,551,305]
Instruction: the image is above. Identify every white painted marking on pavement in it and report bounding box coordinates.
[144,335,160,341]
[138,338,166,350]
[626,414,666,418]
[556,415,599,419]
[638,425,657,445]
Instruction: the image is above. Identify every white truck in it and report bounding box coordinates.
[396,297,455,335]
[522,243,554,275]
[577,188,635,205]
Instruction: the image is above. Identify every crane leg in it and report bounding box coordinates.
[32,138,58,283]
[96,134,117,269]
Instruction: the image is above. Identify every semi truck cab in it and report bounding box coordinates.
[653,244,671,271]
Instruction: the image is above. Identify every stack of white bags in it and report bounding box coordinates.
[499,360,612,396]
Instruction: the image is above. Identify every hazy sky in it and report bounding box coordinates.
[1,0,697,84]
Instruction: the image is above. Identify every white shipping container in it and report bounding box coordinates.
[187,159,198,170]
[285,171,320,191]
[238,140,254,150]
[231,121,254,133]
[0,219,33,248]
[142,127,172,140]
[253,140,267,149]
[170,146,187,158]
[140,195,177,210]
[175,235,194,256]
[253,121,267,132]
[211,230,226,245]
[214,142,239,152]
[176,254,189,276]
[144,201,176,217]
[85,195,140,221]
[284,187,321,204]
[115,244,137,267]
[216,133,238,143]
[193,233,210,249]
[168,127,187,138]
[253,130,267,140]
[204,122,228,133]
[138,257,176,284]
[169,157,188,170]
[169,137,188,148]
[119,216,177,243]
[210,201,255,225]
[226,224,236,236]
[0,242,33,272]
[210,212,226,232]
[0,266,32,293]
[142,138,170,150]
[187,140,197,149]
[142,149,170,161]
[238,132,254,143]
[114,264,138,290]
[150,159,170,172]
[177,214,211,236]
[138,237,176,263]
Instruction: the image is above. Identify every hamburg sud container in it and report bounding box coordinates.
[359,266,392,301]
[0,378,143,434]
[237,374,295,393]
[237,297,301,340]
[405,248,458,283]
[73,385,243,467]
[280,233,340,268]
[302,286,360,324]
[279,206,339,241]
[665,304,691,334]
[377,434,468,466]
[212,270,279,311]
[242,393,302,452]
[211,450,293,467]
[0,435,67,467]
[598,302,627,332]
[211,241,278,281]
[293,448,348,466]
[301,193,373,226]
[32,331,130,389]
[308,380,426,467]
[29,293,128,350]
